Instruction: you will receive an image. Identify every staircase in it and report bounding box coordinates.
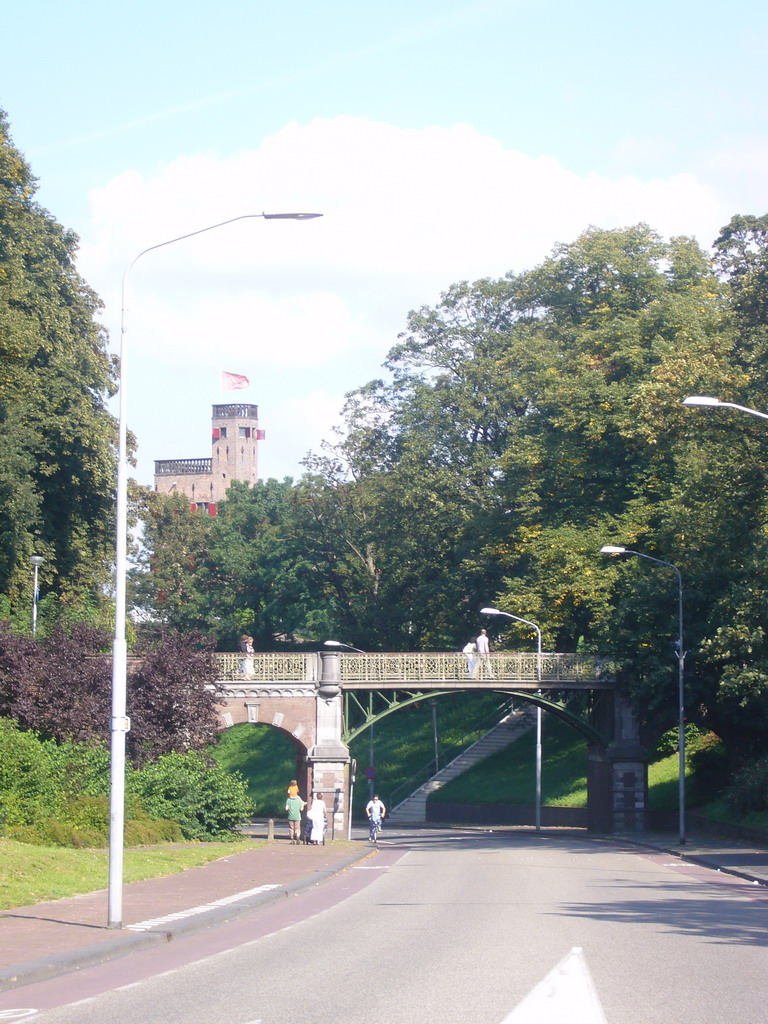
[389,708,534,824]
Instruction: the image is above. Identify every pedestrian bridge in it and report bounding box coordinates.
[213,650,615,688]
[211,650,646,837]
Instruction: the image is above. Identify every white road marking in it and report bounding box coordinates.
[0,1012,39,1020]
[127,885,282,931]
[500,946,608,1023]
[352,865,389,870]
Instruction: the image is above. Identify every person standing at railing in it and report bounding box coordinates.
[238,635,249,676]
[462,640,478,678]
[237,635,254,677]
[476,629,494,678]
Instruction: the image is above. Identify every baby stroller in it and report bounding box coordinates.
[303,815,327,846]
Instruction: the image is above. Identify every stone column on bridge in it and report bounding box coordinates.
[587,690,647,833]
[307,653,351,838]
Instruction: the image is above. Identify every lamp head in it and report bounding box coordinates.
[480,607,501,615]
[600,545,626,555]
[682,395,721,407]
[323,640,343,647]
[263,212,323,220]
[29,555,45,567]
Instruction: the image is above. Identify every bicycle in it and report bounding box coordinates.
[368,816,383,844]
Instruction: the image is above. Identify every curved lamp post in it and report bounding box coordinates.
[600,545,686,844]
[683,395,768,422]
[109,211,322,929]
[481,607,543,831]
[29,555,44,637]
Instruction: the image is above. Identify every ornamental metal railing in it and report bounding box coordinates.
[215,652,317,682]
[213,651,613,685]
[334,652,612,683]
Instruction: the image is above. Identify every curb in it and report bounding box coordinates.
[0,846,375,994]
[619,835,768,888]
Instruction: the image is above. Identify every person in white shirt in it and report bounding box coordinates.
[366,795,386,840]
[476,628,493,678]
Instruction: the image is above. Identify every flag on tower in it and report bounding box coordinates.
[221,370,250,391]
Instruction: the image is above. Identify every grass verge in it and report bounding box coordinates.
[0,837,262,911]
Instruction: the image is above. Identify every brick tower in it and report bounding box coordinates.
[154,404,262,510]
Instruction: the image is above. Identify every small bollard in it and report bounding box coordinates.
[267,818,274,842]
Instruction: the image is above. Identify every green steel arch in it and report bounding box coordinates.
[342,687,606,746]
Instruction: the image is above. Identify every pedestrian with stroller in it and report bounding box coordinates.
[306,792,327,844]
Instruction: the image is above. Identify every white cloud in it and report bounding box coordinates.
[78,116,733,485]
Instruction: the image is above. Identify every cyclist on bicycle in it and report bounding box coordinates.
[366,795,386,842]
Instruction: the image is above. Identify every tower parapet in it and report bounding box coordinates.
[154,405,262,509]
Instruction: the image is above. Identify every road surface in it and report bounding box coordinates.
[3,828,767,1023]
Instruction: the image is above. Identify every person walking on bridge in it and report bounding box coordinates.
[463,639,478,678]
[476,628,494,678]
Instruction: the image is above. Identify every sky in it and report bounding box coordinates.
[3,0,767,485]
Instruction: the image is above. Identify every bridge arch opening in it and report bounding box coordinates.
[211,720,311,818]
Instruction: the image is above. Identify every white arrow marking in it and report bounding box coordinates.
[500,947,608,1024]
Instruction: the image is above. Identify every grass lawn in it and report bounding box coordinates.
[429,714,589,806]
[0,837,262,911]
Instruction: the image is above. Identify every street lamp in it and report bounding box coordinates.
[109,211,322,929]
[599,545,686,844]
[29,555,44,637]
[682,395,768,422]
[481,607,543,831]
[323,639,367,653]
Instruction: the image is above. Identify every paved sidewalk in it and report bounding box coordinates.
[623,831,768,887]
[0,834,374,993]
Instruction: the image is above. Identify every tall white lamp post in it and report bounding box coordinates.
[683,395,768,422]
[29,555,44,637]
[600,545,686,844]
[108,211,322,929]
[481,607,543,831]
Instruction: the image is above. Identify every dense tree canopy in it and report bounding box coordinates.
[0,111,117,625]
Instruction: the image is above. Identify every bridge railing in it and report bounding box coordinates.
[330,652,609,683]
[213,651,613,684]
[215,652,317,682]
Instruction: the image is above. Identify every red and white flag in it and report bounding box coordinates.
[221,370,250,391]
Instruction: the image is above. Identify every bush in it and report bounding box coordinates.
[124,818,184,845]
[0,719,61,826]
[5,821,104,848]
[688,732,730,802]
[653,723,704,759]
[0,718,235,847]
[724,757,768,818]
[129,750,255,841]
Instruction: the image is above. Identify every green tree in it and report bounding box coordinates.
[0,110,117,619]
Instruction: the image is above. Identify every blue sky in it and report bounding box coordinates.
[3,0,767,483]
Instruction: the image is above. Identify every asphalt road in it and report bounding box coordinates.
[7,828,768,1024]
